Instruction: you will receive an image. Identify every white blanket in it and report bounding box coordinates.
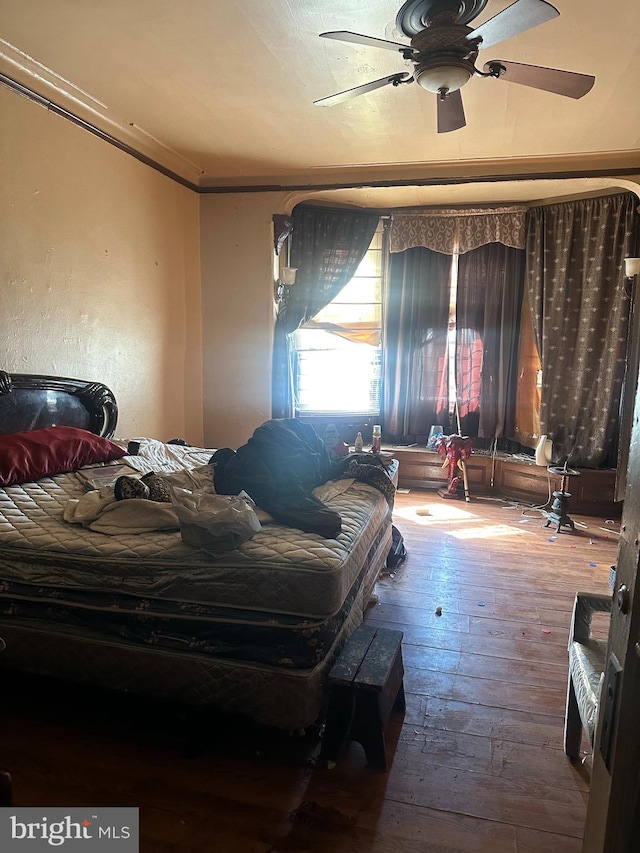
[62,464,215,534]
[63,463,275,535]
[63,488,179,534]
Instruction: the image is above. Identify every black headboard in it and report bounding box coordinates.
[0,372,118,438]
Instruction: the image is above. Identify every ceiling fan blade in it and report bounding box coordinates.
[437,89,466,133]
[320,31,412,54]
[484,60,595,98]
[314,73,412,107]
[471,0,559,50]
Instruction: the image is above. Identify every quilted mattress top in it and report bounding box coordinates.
[0,439,392,619]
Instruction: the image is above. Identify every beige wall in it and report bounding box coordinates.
[0,86,203,443]
[199,191,287,448]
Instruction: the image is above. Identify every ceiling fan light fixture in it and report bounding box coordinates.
[415,61,473,93]
[315,1,595,132]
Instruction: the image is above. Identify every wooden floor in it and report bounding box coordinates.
[0,491,619,852]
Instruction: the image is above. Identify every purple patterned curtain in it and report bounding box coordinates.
[382,247,452,443]
[457,243,525,439]
[525,193,638,467]
[271,206,379,419]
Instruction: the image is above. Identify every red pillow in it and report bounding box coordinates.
[0,426,126,486]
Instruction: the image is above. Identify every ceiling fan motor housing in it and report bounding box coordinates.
[411,20,480,93]
[396,0,489,36]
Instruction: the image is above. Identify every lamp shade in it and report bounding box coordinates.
[624,258,640,278]
[280,267,297,286]
[415,64,473,93]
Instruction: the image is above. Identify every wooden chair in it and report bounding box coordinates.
[564,591,612,758]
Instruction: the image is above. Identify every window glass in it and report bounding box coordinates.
[293,223,384,415]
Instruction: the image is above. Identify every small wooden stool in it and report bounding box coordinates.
[321,623,405,770]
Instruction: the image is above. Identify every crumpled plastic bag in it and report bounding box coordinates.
[170,487,261,553]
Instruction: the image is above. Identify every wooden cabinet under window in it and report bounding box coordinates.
[389,447,620,517]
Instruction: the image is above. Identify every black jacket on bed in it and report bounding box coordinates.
[209,419,342,538]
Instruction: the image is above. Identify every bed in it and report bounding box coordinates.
[0,371,394,730]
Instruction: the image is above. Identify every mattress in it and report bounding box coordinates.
[0,440,394,670]
[0,575,381,730]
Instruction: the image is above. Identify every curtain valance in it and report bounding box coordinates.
[390,206,527,255]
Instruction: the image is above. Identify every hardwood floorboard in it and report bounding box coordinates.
[368,601,471,632]
[383,755,587,837]
[392,726,589,793]
[411,696,566,749]
[467,615,570,646]
[396,555,611,594]
[492,589,579,611]
[378,577,498,604]
[515,827,583,853]
[0,491,618,852]
[356,800,519,853]
[401,644,568,690]
[369,619,572,666]
[404,668,566,716]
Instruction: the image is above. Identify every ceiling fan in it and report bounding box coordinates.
[314,0,595,132]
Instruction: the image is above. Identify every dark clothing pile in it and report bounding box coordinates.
[210,419,342,538]
[332,455,396,508]
[210,419,397,539]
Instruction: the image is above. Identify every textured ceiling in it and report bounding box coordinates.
[1,0,639,203]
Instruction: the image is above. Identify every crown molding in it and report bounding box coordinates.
[2,38,638,199]
[0,38,203,188]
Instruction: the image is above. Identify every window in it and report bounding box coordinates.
[432,254,483,427]
[292,224,384,416]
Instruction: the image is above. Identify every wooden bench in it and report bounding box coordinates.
[320,623,405,770]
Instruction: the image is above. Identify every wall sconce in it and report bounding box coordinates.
[275,267,297,303]
[624,258,640,279]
